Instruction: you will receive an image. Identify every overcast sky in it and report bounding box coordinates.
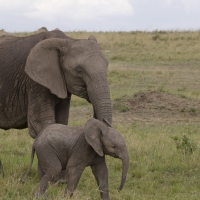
[0,0,200,32]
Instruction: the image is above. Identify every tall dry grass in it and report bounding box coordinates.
[65,30,200,63]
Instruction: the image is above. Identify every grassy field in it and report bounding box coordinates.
[1,30,200,199]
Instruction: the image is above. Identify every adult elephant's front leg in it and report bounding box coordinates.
[27,86,57,138]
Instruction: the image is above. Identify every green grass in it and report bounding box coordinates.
[2,123,200,199]
[1,30,200,199]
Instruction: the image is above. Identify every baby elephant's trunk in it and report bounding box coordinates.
[118,149,129,191]
[20,145,35,183]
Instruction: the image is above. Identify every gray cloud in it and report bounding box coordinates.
[0,0,200,32]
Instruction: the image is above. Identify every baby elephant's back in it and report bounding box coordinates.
[34,124,83,168]
[35,124,83,149]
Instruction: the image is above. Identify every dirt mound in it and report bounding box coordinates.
[0,30,11,36]
[114,91,200,123]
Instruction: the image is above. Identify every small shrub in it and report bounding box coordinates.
[172,135,196,155]
[113,95,130,112]
[189,108,197,116]
[113,102,130,112]
[179,94,187,99]
[152,34,161,41]
[181,108,186,112]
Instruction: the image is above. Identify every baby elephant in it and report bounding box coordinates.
[21,118,129,199]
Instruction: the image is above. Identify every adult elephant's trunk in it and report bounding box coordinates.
[118,149,129,191]
[87,71,112,124]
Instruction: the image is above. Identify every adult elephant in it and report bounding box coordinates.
[0,30,112,138]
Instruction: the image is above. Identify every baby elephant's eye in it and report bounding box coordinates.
[76,67,83,74]
[112,145,116,148]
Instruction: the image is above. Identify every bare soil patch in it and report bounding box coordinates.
[113,91,200,123]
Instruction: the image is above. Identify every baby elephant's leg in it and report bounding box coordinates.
[63,165,85,197]
[90,161,110,200]
[35,158,62,198]
[35,173,52,199]
[38,161,45,180]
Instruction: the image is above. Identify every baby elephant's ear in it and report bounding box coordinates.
[84,119,108,157]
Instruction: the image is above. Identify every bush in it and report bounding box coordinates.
[172,135,196,155]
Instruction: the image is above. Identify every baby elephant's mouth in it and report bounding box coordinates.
[112,153,118,158]
[103,148,118,158]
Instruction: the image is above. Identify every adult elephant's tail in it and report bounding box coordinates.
[20,144,35,183]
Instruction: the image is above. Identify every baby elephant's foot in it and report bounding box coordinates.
[63,190,74,198]
[35,190,47,199]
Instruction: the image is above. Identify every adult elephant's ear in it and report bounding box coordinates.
[25,38,68,99]
[84,119,108,157]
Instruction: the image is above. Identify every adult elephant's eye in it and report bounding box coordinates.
[76,67,83,74]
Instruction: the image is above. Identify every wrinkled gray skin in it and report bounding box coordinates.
[0,30,112,139]
[21,119,129,200]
